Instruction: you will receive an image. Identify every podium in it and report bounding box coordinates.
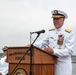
[7,46,57,75]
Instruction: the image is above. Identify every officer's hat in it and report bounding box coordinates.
[51,10,68,19]
[2,46,8,51]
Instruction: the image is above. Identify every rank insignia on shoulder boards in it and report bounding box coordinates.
[49,28,55,31]
[65,29,72,33]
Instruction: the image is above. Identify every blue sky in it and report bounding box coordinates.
[0,0,76,54]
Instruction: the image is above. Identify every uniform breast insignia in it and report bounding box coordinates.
[49,28,56,31]
[57,34,64,49]
[65,29,72,33]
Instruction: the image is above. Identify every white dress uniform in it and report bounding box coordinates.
[0,56,8,75]
[34,26,75,75]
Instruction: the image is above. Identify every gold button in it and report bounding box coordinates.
[56,32,58,34]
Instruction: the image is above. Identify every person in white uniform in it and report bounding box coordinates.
[34,10,75,75]
[0,46,9,75]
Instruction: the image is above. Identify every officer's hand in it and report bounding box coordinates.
[25,44,30,47]
[44,46,53,54]
[0,72,2,75]
[5,58,7,62]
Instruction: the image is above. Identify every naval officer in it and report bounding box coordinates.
[0,46,9,75]
[34,10,75,75]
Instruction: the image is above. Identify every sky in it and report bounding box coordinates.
[0,0,76,54]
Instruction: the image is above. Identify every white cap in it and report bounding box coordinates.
[51,10,68,19]
[2,46,8,51]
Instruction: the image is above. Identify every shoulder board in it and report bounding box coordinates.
[65,29,72,33]
[49,28,55,31]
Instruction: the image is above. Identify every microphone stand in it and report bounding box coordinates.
[10,33,40,75]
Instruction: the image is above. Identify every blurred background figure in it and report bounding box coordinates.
[0,46,9,75]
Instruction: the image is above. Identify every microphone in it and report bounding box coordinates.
[31,29,45,34]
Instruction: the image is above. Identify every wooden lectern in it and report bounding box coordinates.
[7,46,57,75]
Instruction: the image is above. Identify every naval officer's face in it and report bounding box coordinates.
[53,18,65,29]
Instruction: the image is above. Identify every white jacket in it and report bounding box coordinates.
[0,56,8,75]
[34,26,75,75]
